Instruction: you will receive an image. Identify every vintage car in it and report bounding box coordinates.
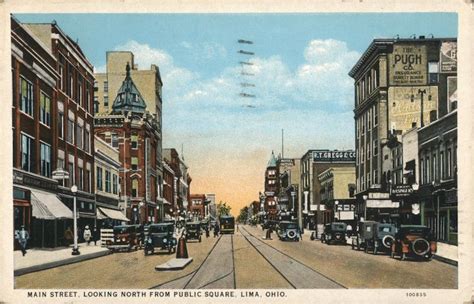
[391,225,437,261]
[144,223,177,255]
[321,222,347,245]
[107,225,140,252]
[276,221,301,241]
[351,221,397,254]
[185,221,202,242]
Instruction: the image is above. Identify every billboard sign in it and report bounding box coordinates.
[440,41,457,73]
[389,44,427,85]
[312,150,356,163]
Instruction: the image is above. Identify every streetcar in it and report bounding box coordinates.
[219,215,235,234]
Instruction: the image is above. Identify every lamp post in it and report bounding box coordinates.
[156,205,160,223]
[302,190,309,234]
[334,200,339,222]
[71,185,80,255]
[290,190,296,219]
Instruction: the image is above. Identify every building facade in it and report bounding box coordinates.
[163,148,191,220]
[276,157,300,220]
[94,64,161,224]
[189,194,208,220]
[263,151,278,220]
[349,37,457,223]
[162,160,176,219]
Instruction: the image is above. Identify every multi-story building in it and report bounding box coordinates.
[300,150,356,234]
[163,148,191,220]
[94,135,129,227]
[318,166,356,226]
[94,63,161,224]
[418,110,457,245]
[94,51,164,222]
[12,17,70,248]
[276,157,300,220]
[349,37,457,222]
[206,193,217,220]
[162,160,175,220]
[189,194,208,220]
[263,151,278,220]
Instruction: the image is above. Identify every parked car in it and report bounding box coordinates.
[321,222,347,245]
[276,221,301,241]
[185,221,202,242]
[352,221,397,254]
[144,223,177,255]
[391,225,436,261]
[107,225,140,252]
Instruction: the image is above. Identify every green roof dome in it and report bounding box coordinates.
[112,62,147,114]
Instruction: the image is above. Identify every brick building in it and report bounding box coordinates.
[163,148,191,220]
[162,160,176,219]
[189,194,208,220]
[94,64,161,224]
[263,151,278,220]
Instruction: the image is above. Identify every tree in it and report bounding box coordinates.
[217,201,232,217]
[237,206,249,223]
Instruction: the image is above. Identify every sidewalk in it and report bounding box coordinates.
[14,241,110,276]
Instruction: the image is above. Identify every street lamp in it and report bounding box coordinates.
[334,200,339,221]
[301,190,309,235]
[156,205,160,223]
[71,185,80,256]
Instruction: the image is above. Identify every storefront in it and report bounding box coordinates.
[97,206,130,228]
[422,186,457,245]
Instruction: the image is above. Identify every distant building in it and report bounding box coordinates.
[163,148,191,220]
[162,160,175,219]
[189,194,208,220]
[206,193,217,220]
[276,157,300,221]
[263,151,278,220]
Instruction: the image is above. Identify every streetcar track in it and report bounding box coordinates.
[240,226,347,289]
[149,234,223,289]
[231,234,237,289]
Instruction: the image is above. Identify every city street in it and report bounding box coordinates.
[15,225,457,289]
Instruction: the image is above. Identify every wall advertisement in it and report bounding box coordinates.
[389,44,427,85]
[440,41,457,73]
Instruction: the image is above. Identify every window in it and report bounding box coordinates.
[420,157,425,184]
[85,169,91,192]
[426,156,430,182]
[113,174,118,194]
[111,133,119,148]
[39,92,51,126]
[373,139,378,156]
[428,61,439,84]
[373,170,378,184]
[84,128,90,153]
[96,167,103,191]
[58,109,64,139]
[366,172,370,188]
[78,167,84,190]
[132,179,139,197]
[40,143,51,177]
[131,135,138,149]
[20,77,34,116]
[21,134,34,172]
[105,170,111,193]
[67,118,74,144]
[432,154,437,181]
[104,81,108,93]
[104,96,109,107]
[85,86,90,112]
[68,162,75,187]
[68,66,74,97]
[76,124,83,149]
[447,148,452,178]
[58,59,64,90]
[373,105,378,126]
[440,151,445,179]
[367,142,370,159]
[131,157,138,171]
[78,77,83,106]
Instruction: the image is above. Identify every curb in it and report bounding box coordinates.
[14,249,111,276]
[433,254,458,266]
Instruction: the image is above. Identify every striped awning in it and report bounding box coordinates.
[98,207,130,222]
[30,189,73,220]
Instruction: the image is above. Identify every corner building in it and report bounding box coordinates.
[349,37,457,222]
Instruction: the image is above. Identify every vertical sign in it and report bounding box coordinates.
[389,44,427,85]
[440,41,457,73]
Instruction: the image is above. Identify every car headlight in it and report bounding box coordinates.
[163,238,167,243]
[122,237,126,242]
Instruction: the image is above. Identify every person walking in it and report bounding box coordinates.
[83,225,92,245]
[64,226,73,246]
[213,223,219,237]
[15,226,29,256]
[205,224,210,238]
[92,226,100,246]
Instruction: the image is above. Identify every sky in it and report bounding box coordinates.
[16,13,458,215]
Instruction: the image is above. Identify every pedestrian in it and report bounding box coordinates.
[266,226,273,240]
[15,225,29,256]
[205,224,210,238]
[213,223,219,237]
[83,225,92,245]
[92,226,100,246]
[64,226,73,246]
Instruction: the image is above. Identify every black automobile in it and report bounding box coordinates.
[107,225,140,252]
[391,225,437,261]
[352,221,397,254]
[321,222,347,245]
[185,221,202,242]
[144,223,177,255]
[276,221,301,241]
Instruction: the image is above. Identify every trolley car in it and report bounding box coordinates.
[219,215,235,234]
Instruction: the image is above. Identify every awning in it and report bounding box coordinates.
[98,207,130,222]
[366,199,400,208]
[30,189,73,220]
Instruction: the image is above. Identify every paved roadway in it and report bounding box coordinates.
[15,224,457,289]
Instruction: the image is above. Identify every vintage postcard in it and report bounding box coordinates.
[0,0,473,303]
